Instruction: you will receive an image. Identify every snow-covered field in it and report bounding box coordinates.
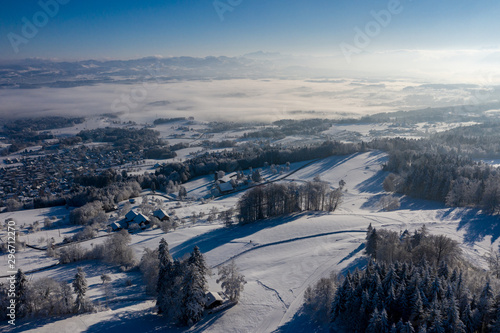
[2,151,498,332]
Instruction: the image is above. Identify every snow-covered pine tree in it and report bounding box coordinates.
[490,302,500,333]
[427,300,444,333]
[460,302,474,333]
[401,321,415,333]
[473,281,494,332]
[417,323,428,333]
[179,246,208,326]
[382,265,397,293]
[367,308,390,333]
[429,277,443,303]
[156,238,172,315]
[444,295,466,333]
[410,289,424,326]
[217,260,246,303]
[366,228,379,258]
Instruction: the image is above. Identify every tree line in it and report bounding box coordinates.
[238,179,343,224]
[329,259,499,332]
[365,225,462,266]
[0,267,94,321]
[304,227,500,332]
[382,149,500,214]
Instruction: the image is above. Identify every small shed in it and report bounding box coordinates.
[205,291,223,309]
[153,209,170,221]
[110,221,126,231]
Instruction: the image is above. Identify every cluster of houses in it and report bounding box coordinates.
[0,146,142,204]
[110,208,170,231]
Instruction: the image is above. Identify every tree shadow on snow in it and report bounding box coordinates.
[274,309,328,333]
[340,257,369,276]
[398,196,446,211]
[189,310,228,332]
[360,194,385,211]
[83,305,182,333]
[355,170,388,194]
[170,212,312,260]
[444,208,500,245]
[295,154,358,180]
[5,314,74,333]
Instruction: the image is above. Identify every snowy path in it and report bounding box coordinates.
[212,229,366,268]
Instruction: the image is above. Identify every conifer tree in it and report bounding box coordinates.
[179,246,208,326]
[410,289,424,325]
[72,267,90,313]
[366,227,379,258]
[460,303,474,333]
[444,295,465,333]
[428,301,444,333]
[156,238,172,315]
[401,321,415,333]
[417,323,428,333]
[490,303,500,333]
[367,308,390,333]
[14,269,29,317]
[474,281,494,332]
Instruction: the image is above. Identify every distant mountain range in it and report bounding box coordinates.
[0,54,336,89]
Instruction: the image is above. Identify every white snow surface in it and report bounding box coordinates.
[2,151,498,332]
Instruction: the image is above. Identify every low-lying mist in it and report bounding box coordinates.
[1,78,498,123]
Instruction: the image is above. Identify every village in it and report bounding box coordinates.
[0,144,144,209]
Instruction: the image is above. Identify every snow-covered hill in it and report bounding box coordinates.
[4,151,499,332]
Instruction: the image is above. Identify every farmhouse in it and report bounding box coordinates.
[218,182,234,194]
[116,210,151,229]
[125,210,139,221]
[132,213,149,226]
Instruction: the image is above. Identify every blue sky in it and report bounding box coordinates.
[1,0,499,60]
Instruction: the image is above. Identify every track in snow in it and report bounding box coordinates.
[212,229,366,268]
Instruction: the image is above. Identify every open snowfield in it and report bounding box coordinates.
[2,151,500,332]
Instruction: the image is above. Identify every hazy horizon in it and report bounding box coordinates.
[1,0,500,121]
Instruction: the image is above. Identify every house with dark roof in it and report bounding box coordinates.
[125,210,139,222]
[218,182,234,194]
[133,213,149,227]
